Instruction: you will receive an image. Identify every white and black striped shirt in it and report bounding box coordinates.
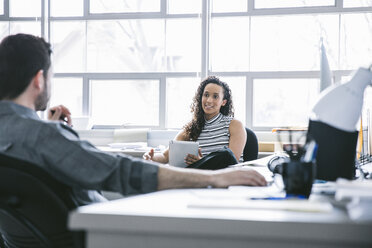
[197,113,239,158]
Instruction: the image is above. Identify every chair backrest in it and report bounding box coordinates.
[0,153,84,248]
[243,127,259,162]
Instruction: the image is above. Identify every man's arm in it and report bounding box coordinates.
[157,165,267,190]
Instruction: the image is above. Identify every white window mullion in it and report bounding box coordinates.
[246,75,253,129]
[159,75,166,129]
[201,0,210,78]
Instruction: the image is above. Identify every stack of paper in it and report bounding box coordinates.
[188,198,332,213]
[231,153,283,167]
[335,178,372,221]
[335,178,372,200]
[189,186,332,213]
[108,142,147,150]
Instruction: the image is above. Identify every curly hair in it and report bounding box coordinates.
[184,76,234,141]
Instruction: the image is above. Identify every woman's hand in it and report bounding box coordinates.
[143,148,155,161]
[48,105,72,126]
[184,148,203,165]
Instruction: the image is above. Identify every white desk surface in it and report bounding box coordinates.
[69,184,372,248]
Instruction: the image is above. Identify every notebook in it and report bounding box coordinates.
[169,140,199,167]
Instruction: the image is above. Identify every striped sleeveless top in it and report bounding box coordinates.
[197,113,242,162]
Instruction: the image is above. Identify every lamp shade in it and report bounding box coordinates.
[312,68,372,132]
[307,67,372,181]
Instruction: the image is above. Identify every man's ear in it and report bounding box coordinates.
[32,70,45,91]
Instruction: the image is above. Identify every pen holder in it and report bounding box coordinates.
[281,161,316,198]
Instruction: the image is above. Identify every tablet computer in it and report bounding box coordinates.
[169,140,199,167]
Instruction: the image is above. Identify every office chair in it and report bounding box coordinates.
[0,153,84,248]
[243,127,259,162]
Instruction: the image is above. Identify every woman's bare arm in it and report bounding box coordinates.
[228,119,247,161]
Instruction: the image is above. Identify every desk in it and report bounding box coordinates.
[69,187,372,248]
[97,146,272,159]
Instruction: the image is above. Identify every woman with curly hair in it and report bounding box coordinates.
[143,76,247,169]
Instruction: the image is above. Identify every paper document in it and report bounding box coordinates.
[188,199,332,213]
[335,178,372,200]
[191,184,284,200]
[335,178,372,221]
[231,153,285,167]
[108,142,147,150]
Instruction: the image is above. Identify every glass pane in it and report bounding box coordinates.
[10,0,41,17]
[50,21,85,73]
[210,17,249,71]
[168,0,201,14]
[90,0,160,13]
[344,0,372,7]
[166,77,200,128]
[87,20,165,72]
[253,79,319,127]
[90,80,159,126]
[340,13,372,70]
[0,22,9,41]
[212,0,247,13]
[0,0,4,15]
[255,0,334,8]
[218,76,246,125]
[9,21,41,36]
[49,78,83,116]
[251,14,339,71]
[50,0,83,17]
[166,19,201,72]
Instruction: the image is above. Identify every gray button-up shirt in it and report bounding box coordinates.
[0,101,159,205]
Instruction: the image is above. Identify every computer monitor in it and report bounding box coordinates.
[306,120,359,181]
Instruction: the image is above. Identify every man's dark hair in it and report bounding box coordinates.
[0,33,52,100]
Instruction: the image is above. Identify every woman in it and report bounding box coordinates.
[144,76,246,169]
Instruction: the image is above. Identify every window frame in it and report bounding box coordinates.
[1,0,371,130]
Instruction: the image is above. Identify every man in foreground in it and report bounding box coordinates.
[0,33,266,205]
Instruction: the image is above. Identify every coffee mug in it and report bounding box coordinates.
[281,161,316,198]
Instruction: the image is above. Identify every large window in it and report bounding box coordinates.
[1,0,371,130]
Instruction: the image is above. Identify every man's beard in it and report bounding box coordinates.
[34,78,49,111]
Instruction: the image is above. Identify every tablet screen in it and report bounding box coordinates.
[169,140,199,167]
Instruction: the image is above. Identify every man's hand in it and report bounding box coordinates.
[211,167,267,187]
[48,105,72,126]
[185,148,203,165]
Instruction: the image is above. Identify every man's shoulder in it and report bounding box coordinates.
[41,120,80,140]
[21,117,80,141]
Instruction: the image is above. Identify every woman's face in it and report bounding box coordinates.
[201,83,227,120]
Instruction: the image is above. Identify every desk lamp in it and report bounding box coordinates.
[307,66,372,181]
